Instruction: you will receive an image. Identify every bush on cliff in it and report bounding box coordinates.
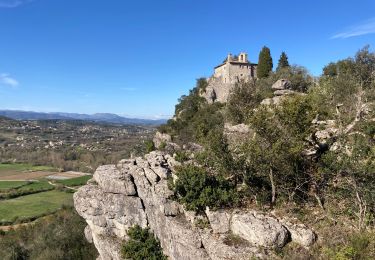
[225,66,313,125]
[121,225,167,260]
[240,96,315,206]
[226,81,270,124]
[171,165,238,212]
[159,46,375,219]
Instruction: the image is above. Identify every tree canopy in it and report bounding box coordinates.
[277,51,290,71]
[257,46,273,78]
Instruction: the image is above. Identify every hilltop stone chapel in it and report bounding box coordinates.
[213,52,257,83]
[201,52,257,103]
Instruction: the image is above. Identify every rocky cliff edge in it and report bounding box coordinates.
[74,151,316,260]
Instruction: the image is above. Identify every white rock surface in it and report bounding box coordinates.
[272,79,291,90]
[93,165,136,195]
[273,89,297,96]
[231,211,289,248]
[84,225,93,243]
[205,207,230,234]
[281,221,317,247]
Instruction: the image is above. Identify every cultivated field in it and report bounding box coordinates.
[0,163,90,181]
[0,118,150,230]
[0,181,28,190]
[56,175,92,186]
[0,163,57,180]
[0,190,73,224]
[0,163,92,226]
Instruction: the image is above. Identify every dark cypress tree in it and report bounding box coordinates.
[257,46,273,78]
[277,51,290,71]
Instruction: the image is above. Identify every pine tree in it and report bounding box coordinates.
[277,51,290,71]
[257,46,273,78]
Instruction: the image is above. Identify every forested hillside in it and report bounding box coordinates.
[157,46,375,259]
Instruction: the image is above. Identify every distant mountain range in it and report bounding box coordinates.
[0,110,168,126]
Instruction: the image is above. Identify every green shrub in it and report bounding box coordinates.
[0,181,55,200]
[157,78,224,144]
[172,165,238,212]
[226,81,268,124]
[144,140,155,153]
[56,175,92,187]
[194,218,210,229]
[195,130,243,184]
[174,150,189,162]
[280,66,313,92]
[323,232,374,260]
[121,225,167,260]
[158,141,166,150]
[240,96,315,206]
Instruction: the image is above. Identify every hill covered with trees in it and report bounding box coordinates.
[155,46,375,259]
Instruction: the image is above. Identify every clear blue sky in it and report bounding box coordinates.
[0,0,374,118]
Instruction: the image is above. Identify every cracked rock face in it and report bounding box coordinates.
[74,151,316,260]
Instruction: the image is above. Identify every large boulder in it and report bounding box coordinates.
[153,131,172,149]
[231,212,289,248]
[282,221,317,247]
[224,123,255,149]
[272,79,291,90]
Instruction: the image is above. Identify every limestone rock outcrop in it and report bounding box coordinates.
[153,131,172,148]
[303,119,339,157]
[231,211,289,249]
[271,79,291,90]
[205,207,230,234]
[152,131,181,153]
[200,77,236,104]
[74,151,316,260]
[280,220,317,247]
[261,79,305,106]
[224,123,255,149]
[93,165,137,195]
